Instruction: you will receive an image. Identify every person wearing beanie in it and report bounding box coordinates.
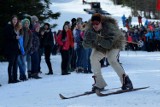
[22,18,30,27]
[31,15,39,24]
[30,15,39,30]
[21,18,33,80]
[30,22,42,79]
[83,13,133,92]
[33,23,40,30]
[77,17,83,23]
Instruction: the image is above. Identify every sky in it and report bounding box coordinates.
[0,0,160,107]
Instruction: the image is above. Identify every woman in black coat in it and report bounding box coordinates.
[42,23,54,75]
[4,15,20,83]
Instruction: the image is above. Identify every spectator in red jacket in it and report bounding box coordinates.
[57,23,74,75]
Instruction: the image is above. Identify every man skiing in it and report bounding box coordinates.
[83,13,133,92]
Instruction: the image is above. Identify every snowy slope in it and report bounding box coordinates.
[50,0,141,31]
[50,0,149,31]
[0,0,160,107]
[0,51,160,107]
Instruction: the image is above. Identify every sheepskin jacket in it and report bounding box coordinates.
[83,16,125,53]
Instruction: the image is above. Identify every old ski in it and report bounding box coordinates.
[95,86,149,97]
[59,87,120,99]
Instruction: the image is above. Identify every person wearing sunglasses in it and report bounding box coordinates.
[83,13,133,92]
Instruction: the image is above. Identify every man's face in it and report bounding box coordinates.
[92,21,102,31]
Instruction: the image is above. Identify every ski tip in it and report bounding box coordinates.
[144,86,150,88]
[59,94,68,99]
[136,86,150,89]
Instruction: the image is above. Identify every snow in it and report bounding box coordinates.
[0,0,160,107]
[49,0,148,31]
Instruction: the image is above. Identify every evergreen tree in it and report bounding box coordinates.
[0,0,60,58]
[0,0,60,27]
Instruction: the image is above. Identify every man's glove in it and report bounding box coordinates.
[84,30,97,41]
[92,41,107,54]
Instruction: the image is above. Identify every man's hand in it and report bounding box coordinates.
[84,30,97,41]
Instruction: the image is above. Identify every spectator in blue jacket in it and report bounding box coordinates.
[145,29,154,52]
[121,14,126,27]
[16,21,27,81]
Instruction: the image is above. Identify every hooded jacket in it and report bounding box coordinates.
[83,16,125,53]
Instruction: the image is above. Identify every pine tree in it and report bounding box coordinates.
[0,0,60,26]
[110,0,160,19]
[0,0,60,58]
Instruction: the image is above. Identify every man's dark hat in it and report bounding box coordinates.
[91,13,102,22]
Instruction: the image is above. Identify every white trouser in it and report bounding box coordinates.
[90,48,126,89]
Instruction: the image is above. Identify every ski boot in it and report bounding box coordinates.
[91,75,104,92]
[92,86,104,92]
[121,74,133,90]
